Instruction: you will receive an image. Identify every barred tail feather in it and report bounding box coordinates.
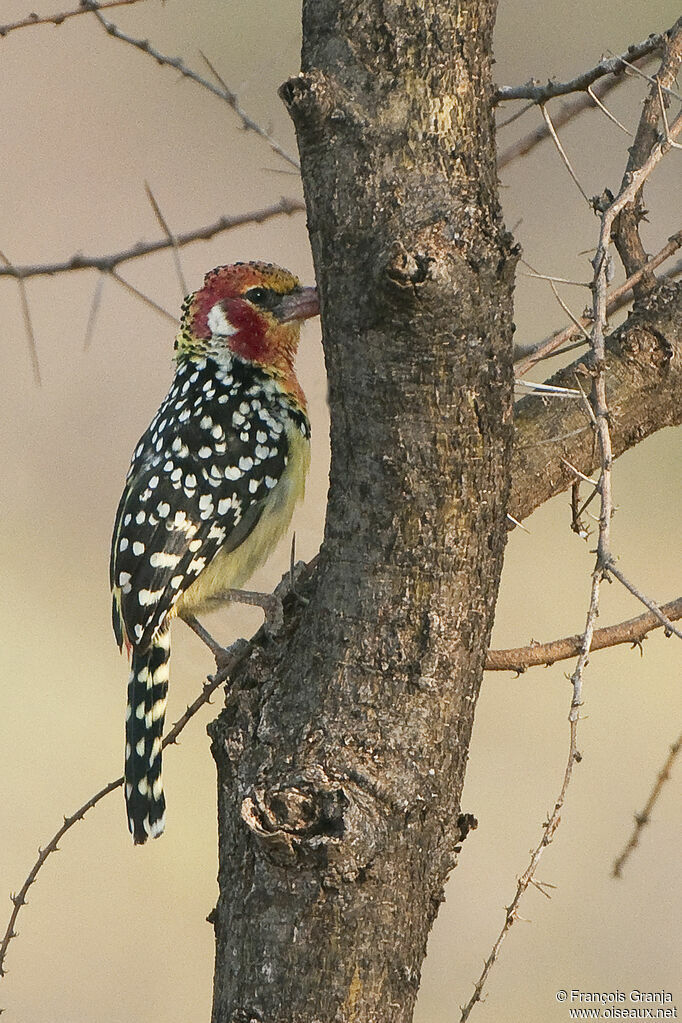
[125,630,170,844]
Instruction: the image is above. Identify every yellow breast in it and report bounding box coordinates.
[174,420,310,619]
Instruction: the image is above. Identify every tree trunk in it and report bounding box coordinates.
[209,2,516,1020]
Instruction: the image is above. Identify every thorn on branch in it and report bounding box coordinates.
[0,200,305,281]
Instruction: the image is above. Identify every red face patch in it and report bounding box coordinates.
[182,262,303,371]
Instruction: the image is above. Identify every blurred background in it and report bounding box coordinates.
[0,0,679,1020]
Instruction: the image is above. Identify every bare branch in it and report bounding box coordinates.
[486,598,682,671]
[498,55,655,170]
[462,44,682,1008]
[90,6,300,169]
[510,280,682,524]
[144,182,188,298]
[612,734,682,878]
[82,273,106,350]
[540,104,591,205]
[0,251,41,385]
[0,637,253,980]
[0,198,305,280]
[0,0,147,37]
[612,19,682,288]
[494,33,666,104]
[587,85,634,137]
[514,230,682,374]
[464,613,593,1014]
[109,269,176,324]
[605,562,682,641]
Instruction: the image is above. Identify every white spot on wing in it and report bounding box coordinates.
[149,551,180,568]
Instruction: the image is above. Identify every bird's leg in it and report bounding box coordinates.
[181,614,238,669]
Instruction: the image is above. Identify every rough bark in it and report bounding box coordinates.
[208,3,516,1021]
[510,280,682,524]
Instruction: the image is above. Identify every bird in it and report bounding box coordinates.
[110,261,319,844]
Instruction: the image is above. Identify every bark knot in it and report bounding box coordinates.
[384,240,435,292]
[279,70,335,130]
[241,767,349,867]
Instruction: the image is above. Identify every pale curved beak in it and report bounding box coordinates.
[278,286,320,323]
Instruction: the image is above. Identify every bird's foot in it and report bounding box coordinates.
[226,588,284,637]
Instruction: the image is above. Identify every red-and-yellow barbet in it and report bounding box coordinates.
[110,262,319,843]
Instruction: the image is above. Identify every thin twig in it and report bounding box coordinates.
[587,85,634,136]
[82,274,106,350]
[548,280,592,340]
[496,100,535,129]
[0,637,253,980]
[0,0,147,37]
[494,34,665,104]
[0,251,41,385]
[109,269,177,324]
[144,182,188,297]
[611,23,682,287]
[461,55,677,1012]
[614,53,682,104]
[485,597,682,671]
[521,270,590,287]
[575,480,601,522]
[497,53,657,170]
[461,601,593,1021]
[514,230,682,373]
[462,520,604,1022]
[91,6,300,170]
[656,80,680,149]
[560,457,598,486]
[605,562,682,641]
[612,734,682,878]
[514,379,581,397]
[540,104,591,205]
[0,198,305,280]
[570,480,590,538]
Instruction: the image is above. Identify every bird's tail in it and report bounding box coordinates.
[125,630,170,844]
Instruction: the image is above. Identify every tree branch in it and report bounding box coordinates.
[513,231,682,372]
[510,279,682,524]
[466,56,680,1012]
[605,562,682,641]
[0,0,146,37]
[612,733,682,878]
[494,33,666,104]
[497,61,653,170]
[0,198,304,280]
[612,17,682,291]
[485,598,682,671]
[90,5,300,169]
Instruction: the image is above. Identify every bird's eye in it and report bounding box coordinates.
[244,287,270,306]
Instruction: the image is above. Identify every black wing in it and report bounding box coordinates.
[111,356,303,650]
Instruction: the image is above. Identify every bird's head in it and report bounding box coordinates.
[176,262,319,377]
